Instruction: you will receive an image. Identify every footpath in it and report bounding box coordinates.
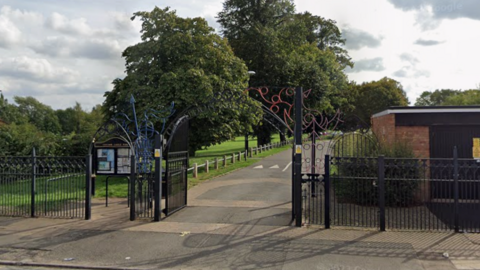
[1,150,480,270]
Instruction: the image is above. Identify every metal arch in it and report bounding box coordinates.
[89,119,135,155]
[327,131,380,157]
[165,115,189,150]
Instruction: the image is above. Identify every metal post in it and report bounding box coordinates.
[130,155,136,221]
[154,134,162,222]
[294,87,303,227]
[85,154,92,220]
[378,155,386,231]
[453,146,459,233]
[31,148,36,217]
[325,155,330,229]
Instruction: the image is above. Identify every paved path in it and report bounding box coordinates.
[0,149,479,270]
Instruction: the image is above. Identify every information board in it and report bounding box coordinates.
[94,138,132,175]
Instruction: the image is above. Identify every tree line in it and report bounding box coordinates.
[0,93,103,156]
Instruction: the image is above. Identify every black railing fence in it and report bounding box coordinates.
[303,148,480,232]
[0,150,91,219]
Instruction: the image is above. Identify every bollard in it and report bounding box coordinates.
[215,157,219,170]
[205,160,209,173]
[232,153,235,164]
[223,155,227,167]
[238,152,241,161]
[193,163,198,178]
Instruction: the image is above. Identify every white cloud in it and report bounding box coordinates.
[0,56,78,83]
[0,14,22,48]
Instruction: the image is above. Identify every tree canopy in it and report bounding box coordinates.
[348,77,409,127]
[103,7,262,155]
[414,89,480,106]
[217,0,351,143]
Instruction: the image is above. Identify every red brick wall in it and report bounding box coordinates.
[371,114,395,147]
[372,114,430,158]
[395,126,430,158]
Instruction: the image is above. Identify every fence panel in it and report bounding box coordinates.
[35,156,87,218]
[330,157,379,228]
[384,158,452,231]
[0,155,88,219]
[0,157,32,217]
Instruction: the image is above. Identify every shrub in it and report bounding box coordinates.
[333,137,421,207]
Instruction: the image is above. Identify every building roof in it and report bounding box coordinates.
[372,106,480,118]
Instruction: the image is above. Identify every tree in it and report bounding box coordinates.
[442,89,480,105]
[217,0,351,144]
[14,96,61,134]
[351,77,409,127]
[103,7,261,155]
[414,89,460,106]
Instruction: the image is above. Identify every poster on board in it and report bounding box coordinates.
[117,148,131,174]
[97,149,115,174]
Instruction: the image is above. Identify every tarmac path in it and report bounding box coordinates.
[0,149,478,270]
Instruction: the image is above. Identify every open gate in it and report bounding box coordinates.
[164,116,189,216]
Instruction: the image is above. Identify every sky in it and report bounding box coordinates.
[0,0,479,110]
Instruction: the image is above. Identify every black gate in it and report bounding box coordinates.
[164,116,189,216]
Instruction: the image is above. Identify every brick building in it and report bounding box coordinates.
[371,106,480,158]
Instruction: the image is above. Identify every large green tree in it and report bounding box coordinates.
[217,0,351,143]
[442,89,480,105]
[351,77,409,127]
[103,7,261,155]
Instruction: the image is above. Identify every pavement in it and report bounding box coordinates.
[1,149,480,270]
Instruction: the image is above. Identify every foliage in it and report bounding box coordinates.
[218,1,351,144]
[348,77,409,128]
[103,7,261,156]
[442,89,480,105]
[414,89,480,106]
[0,95,103,156]
[333,138,421,207]
[414,89,460,106]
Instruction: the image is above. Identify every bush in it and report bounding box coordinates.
[333,138,422,207]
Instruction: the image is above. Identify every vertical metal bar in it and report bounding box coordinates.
[154,134,161,222]
[130,155,136,221]
[325,155,330,229]
[378,155,386,231]
[294,87,303,227]
[31,148,36,217]
[85,155,92,220]
[292,146,295,220]
[454,146,459,233]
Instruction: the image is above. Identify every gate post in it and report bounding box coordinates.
[31,148,36,217]
[130,155,136,221]
[453,146,459,233]
[294,87,303,227]
[154,134,162,222]
[378,155,386,231]
[85,154,92,220]
[324,155,330,229]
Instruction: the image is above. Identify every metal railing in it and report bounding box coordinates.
[304,148,480,233]
[0,150,91,219]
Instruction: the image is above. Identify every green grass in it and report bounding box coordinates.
[1,174,86,212]
[190,134,282,165]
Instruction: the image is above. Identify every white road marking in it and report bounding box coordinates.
[253,165,263,169]
[282,162,292,172]
[269,165,280,169]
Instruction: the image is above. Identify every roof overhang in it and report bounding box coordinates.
[372,107,480,118]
